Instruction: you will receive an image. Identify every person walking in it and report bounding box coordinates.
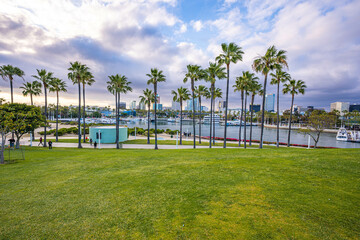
[38,137,43,146]
[94,141,97,149]
[48,140,52,149]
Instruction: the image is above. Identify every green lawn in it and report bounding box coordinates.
[1,147,359,239]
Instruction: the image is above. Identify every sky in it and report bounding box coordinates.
[0,0,359,110]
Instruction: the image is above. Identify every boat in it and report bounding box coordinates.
[336,127,360,142]
[203,114,220,124]
[167,118,176,122]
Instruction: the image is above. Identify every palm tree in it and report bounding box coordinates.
[252,45,288,148]
[107,74,132,149]
[32,69,54,147]
[81,70,95,142]
[0,65,25,103]
[172,87,190,145]
[194,85,208,144]
[216,43,244,148]
[49,78,67,142]
[139,89,154,144]
[283,79,306,147]
[146,68,166,150]
[68,61,87,148]
[20,81,42,106]
[233,73,246,147]
[248,81,262,146]
[210,88,222,145]
[204,62,226,148]
[270,69,291,148]
[183,64,204,149]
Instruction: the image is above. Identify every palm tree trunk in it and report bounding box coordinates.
[244,92,248,149]
[10,78,13,104]
[239,90,244,147]
[223,64,230,148]
[30,93,33,106]
[44,87,47,147]
[180,101,183,145]
[154,84,158,150]
[77,81,82,148]
[276,82,280,148]
[260,74,268,149]
[82,84,86,143]
[287,94,294,147]
[192,81,196,149]
[116,92,120,149]
[209,84,214,148]
[199,97,202,144]
[249,94,255,146]
[30,93,35,140]
[56,91,59,142]
[147,103,150,144]
[115,93,118,144]
[213,98,216,145]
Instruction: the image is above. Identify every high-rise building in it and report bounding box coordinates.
[129,100,136,110]
[139,102,146,110]
[119,102,126,109]
[249,104,261,113]
[330,102,349,115]
[172,101,181,111]
[349,104,360,112]
[265,94,275,112]
[156,94,160,103]
[185,98,199,111]
[152,103,163,110]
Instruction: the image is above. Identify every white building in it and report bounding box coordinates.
[330,102,349,115]
[172,101,181,111]
[139,102,146,110]
[129,100,136,110]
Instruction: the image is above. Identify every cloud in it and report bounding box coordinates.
[191,20,203,32]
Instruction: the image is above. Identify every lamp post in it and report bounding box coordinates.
[98,130,101,149]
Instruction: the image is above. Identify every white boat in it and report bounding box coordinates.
[203,114,220,124]
[336,127,360,142]
[223,120,257,126]
[167,118,176,122]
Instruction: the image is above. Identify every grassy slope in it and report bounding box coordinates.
[0,147,359,239]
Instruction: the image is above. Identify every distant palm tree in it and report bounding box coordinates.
[107,74,132,149]
[248,80,262,146]
[172,87,190,145]
[146,68,166,150]
[139,88,154,144]
[252,45,288,148]
[68,61,87,148]
[81,70,95,142]
[204,62,226,148]
[194,85,208,144]
[183,64,204,149]
[233,73,246,147]
[49,78,67,142]
[0,65,25,103]
[210,87,222,145]
[283,79,306,147]
[216,43,244,148]
[32,69,54,147]
[270,69,291,147]
[20,81,42,106]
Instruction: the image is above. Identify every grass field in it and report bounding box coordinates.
[0,147,359,239]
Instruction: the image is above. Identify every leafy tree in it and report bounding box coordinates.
[283,79,306,147]
[49,78,67,142]
[172,87,190,145]
[183,64,204,149]
[270,69,291,147]
[252,46,288,148]
[20,81,42,106]
[139,88,154,144]
[32,69,53,147]
[194,85,208,144]
[146,68,166,150]
[216,43,243,148]
[0,65,25,103]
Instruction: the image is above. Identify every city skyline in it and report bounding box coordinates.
[1,0,359,110]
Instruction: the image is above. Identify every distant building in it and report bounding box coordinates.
[185,98,199,111]
[172,101,181,111]
[350,104,360,112]
[201,106,209,112]
[156,94,160,103]
[330,102,349,115]
[249,104,261,113]
[218,100,226,112]
[152,103,163,110]
[129,100,136,110]
[139,102,146,110]
[265,94,275,112]
[119,102,126,109]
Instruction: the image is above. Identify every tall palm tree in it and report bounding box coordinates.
[216,43,244,148]
[233,73,246,147]
[248,81,262,146]
[172,87,190,145]
[20,81,42,106]
[210,87,222,145]
[183,64,204,149]
[194,85,208,144]
[81,70,95,142]
[32,69,54,147]
[283,79,306,147]
[107,74,132,149]
[68,61,87,148]
[146,68,166,150]
[252,45,288,148]
[270,68,291,148]
[49,78,67,142]
[204,62,226,148]
[0,65,25,103]
[139,88,154,144]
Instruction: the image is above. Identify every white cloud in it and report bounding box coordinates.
[191,20,203,32]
